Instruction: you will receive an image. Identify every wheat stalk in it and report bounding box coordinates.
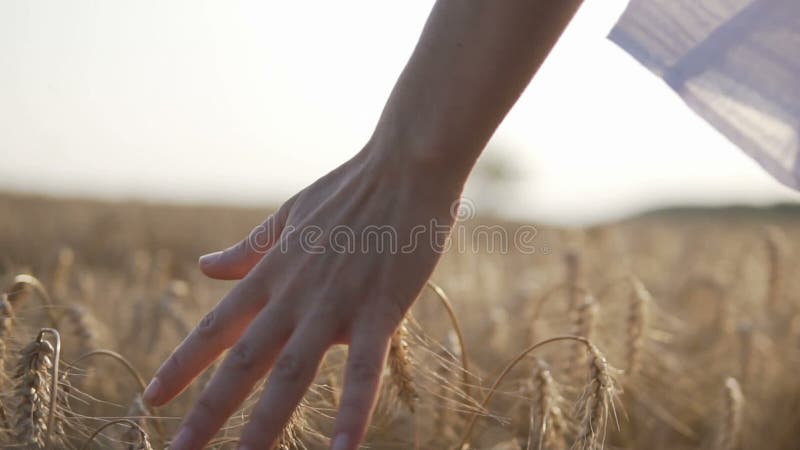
[626,277,651,379]
[736,322,754,387]
[51,246,75,301]
[81,419,153,450]
[432,348,459,444]
[67,349,148,391]
[5,274,59,327]
[66,348,166,442]
[122,394,158,449]
[715,377,744,450]
[564,251,582,312]
[763,226,785,307]
[426,280,471,399]
[571,295,598,378]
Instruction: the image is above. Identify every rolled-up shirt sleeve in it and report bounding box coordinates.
[610,0,800,189]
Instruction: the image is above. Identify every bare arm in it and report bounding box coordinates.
[145,2,582,450]
[375,0,582,178]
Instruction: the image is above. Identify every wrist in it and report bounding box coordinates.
[363,120,478,191]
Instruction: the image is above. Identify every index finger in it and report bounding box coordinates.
[143,273,269,406]
[167,301,297,450]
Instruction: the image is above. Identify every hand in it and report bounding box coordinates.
[143,142,465,450]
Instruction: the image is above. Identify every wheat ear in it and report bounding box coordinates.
[63,303,100,355]
[458,336,618,450]
[0,294,15,378]
[575,344,618,450]
[0,294,15,436]
[11,328,62,448]
[529,284,590,344]
[526,358,569,450]
[388,321,418,413]
[148,280,191,349]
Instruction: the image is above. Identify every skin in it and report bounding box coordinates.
[143,1,583,449]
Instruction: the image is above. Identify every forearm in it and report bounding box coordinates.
[370,0,582,180]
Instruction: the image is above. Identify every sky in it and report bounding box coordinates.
[1,0,798,225]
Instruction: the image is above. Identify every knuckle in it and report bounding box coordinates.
[269,298,297,319]
[240,414,284,448]
[272,353,306,383]
[195,310,219,339]
[234,237,252,255]
[277,194,298,220]
[309,301,344,324]
[226,342,259,372]
[247,404,282,431]
[194,394,217,420]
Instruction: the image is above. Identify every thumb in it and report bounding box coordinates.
[199,201,293,280]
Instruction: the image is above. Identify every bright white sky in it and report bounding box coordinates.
[1,1,798,224]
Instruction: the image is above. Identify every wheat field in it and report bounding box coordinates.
[1,193,799,449]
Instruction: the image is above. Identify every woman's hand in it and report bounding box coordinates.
[143,142,465,450]
[144,0,582,447]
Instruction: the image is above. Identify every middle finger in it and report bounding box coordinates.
[237,311,340,449]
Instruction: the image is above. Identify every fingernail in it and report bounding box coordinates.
[170,427,193,450]
[331,433,350,450]
[142,377,161,405]
[199,251,223,266]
